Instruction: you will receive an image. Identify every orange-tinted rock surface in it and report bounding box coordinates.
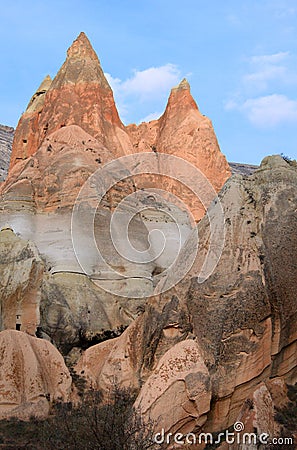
[9,75,52,169]
[9,32,132,171]
[3,32,296,437]
[8,33,230,222]
[4,124,116,212]
[0,32,231,352]
[76,156,297,436]
[0,330,71,420]
[127,79,231,220]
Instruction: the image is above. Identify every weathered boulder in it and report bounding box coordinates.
[0,330,71,420]
[135,340,211,435]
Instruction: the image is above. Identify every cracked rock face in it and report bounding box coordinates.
[1,32,297,437]
[0,124,14,181]
[0,32,229,356]
[0,227,43,336]
[75,156,297,435]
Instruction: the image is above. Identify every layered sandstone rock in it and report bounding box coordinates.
[9,32,132,170]
[3,124,117,212]
[159,155,297,432]
[75,156,297,436]
[127,79,231,221]
[0,330,71,420]
[134,340,211,434]
[9,76,52,169]
[0,226,43,335]
[0,124,14,181]
[0,32,231,353]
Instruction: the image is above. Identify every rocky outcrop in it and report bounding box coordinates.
[0,32,231,352]
[134,340,211,434]
[75,156,297,436]
[159,155,297,432]
[0,124,13,181]
[127,79,231,221]
[9,32,131,170]
[3,124,117,212]
[0,220,149,353]
[9,76,52,169]
[0,226,43,335]
[0,330,71,420]
[229,161,258,176]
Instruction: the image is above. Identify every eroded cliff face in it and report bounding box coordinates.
[2,32,295,439]
[75,156,297,436]
[127,78,230,221]
[9,33,130,169]
[0,32,230,356]
[9,76,52,169]
[0,330,71,420]
[0,124,14,181]
[0,227,43,335]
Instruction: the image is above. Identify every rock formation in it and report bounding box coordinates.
[9,32,131,170]
[1,32,294,442]
[0,329,71,420]
[229,161,258,176]
[75,155,297,437]
[0,124,14,181]
[0,226,43,335]
[127,78,230,221]
[9,75,52,169]
[0,32,230,354]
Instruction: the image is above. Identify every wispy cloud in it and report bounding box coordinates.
[249,52,289,65]
[225,50,297,128]
[105,64,181,123]
[243,51,290,92]
[138,111,162,123]
[228,94,297,128]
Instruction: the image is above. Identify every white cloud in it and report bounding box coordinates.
[249,51,289,65]
[243,52,290,92]
[225,50,297,128]
[229,94,297,128]
[105,64,181,124]
[105,64,181,101]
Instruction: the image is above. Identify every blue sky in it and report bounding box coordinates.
[0,0,296,164]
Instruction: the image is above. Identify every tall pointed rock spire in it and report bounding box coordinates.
[159,78,199,127]
[157,78,230,191]
[35,32,127,156]
[155,79,230,219]
[49,32,110,89]
[9,32,129,170]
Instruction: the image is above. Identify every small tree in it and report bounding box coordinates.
[0,386,164,449]
[37,386,156,449]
